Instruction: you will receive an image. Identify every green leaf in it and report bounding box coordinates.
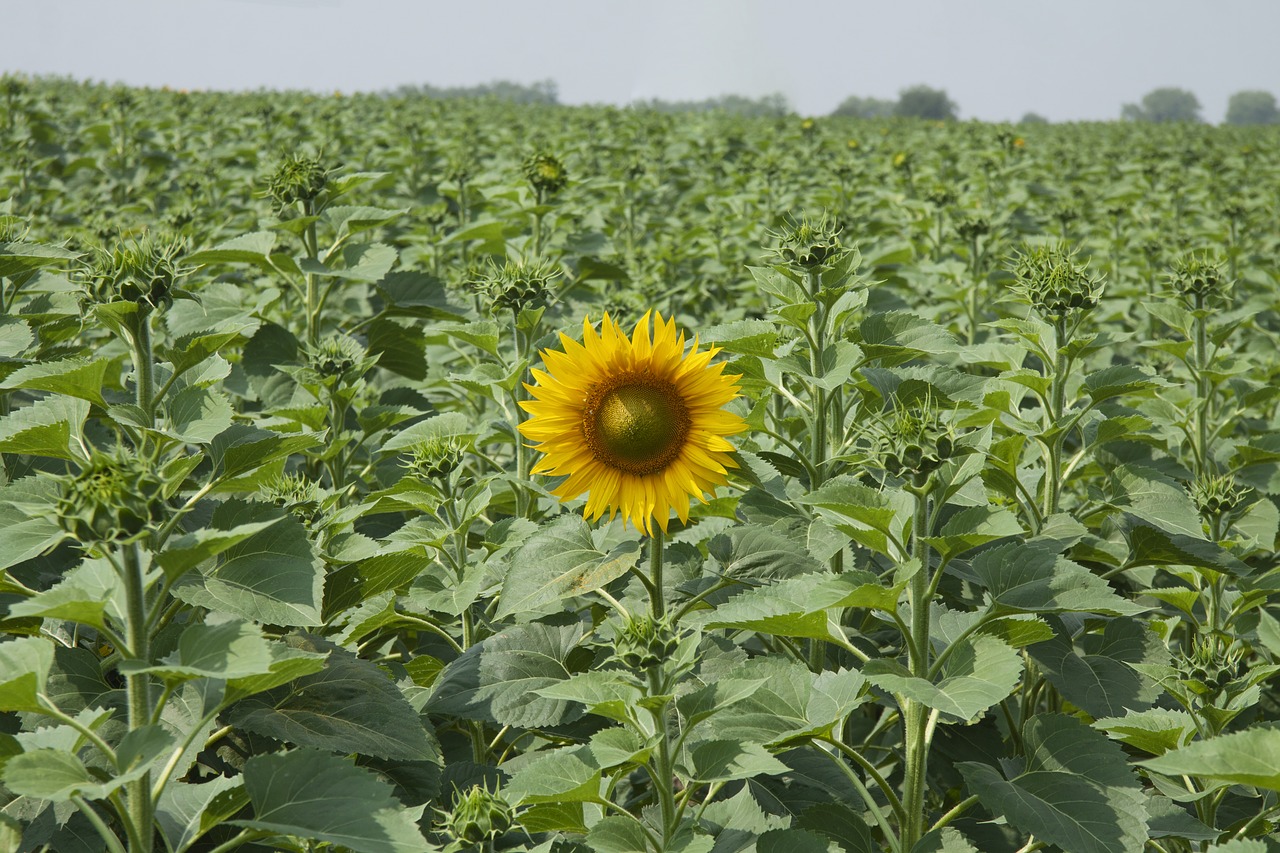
[0,357,109,407]
[958,714,1146,853]
[497,515,641,619]
[0,240,79,277]
[864,634,1022,721]
[7,558,120,630]
[1093,708,1198,755]
[0,394,88,461]
[301,242,397,282]
[695,570,902,641]
[156,516,284,581]
[686,739,790,783]
[0,636,55,712]
[380,411,478,456]
[224,640,328,703]
[231,637,439,762]
[912,827,979,853]
[2,749,100,802]
[428,621,584,727]
[969,542,1144,616]
[1083,364,1167,403]
[1120,513,1250,576]
[924,505,1023,561]
[504,747,600,805]
[236,749,430,853]
[1139,725,1280,792]
[156,777,248,853]
[701,320,779,357]
[162,386,235,443]
[210,424,323,480]
[187,231,278,268]
[122,620,275,682]
[587,816,651,853]
[797,478,912,558]
[171,500,323,627]
[707,524,824,579]
[796,803,875,853]
[1030,616,1168,718]
[536,671,643,724]
[701,659,868,746]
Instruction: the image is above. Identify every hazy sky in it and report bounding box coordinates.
[8,0,1279,122]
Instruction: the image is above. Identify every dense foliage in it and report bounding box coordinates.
[2,75,1280,853]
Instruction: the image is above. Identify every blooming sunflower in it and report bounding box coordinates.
[519,311,747,535]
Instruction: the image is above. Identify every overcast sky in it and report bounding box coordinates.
[8,0,1279,123]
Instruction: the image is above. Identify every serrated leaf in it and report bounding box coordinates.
[969,542,1143,615]
[1139,725,1280,791]
[1120,512,1250,576]
[693,571,902,641]
[171,500,323,627]
[0,357,109,407]
[958,714,1146,853]
[164,386,235,443]
[156,516,283,581]
[231,637,439,762]
[236,749,429,853]
[123,620,275,682]
[1030,616,1167,718]
[428,621,584,727]
[0,394,88,460]
[864,634,1021,721]
[7,558,120,630]
[380,411,478,456]
[925,505,1023,561]
[1093,708,1198,755]
[187,231,278,268]
[156,777,248,853]
[210,424,323,480]
[687,739,789,783]
[0,636,55,712]
[497,515,641,619]
[504,748,600,805]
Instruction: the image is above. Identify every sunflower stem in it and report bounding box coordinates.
[901,472,935,850]
[806,267,832,671]
[649,529,665,620]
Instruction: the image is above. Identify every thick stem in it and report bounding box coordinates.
[901,475,933,850]
[806,268,833,670]
[512,316,532,518]
[649,529,665,620]
[1193,292,1212,476]
[1043,317,1069,519]
[133,311,156,421]
[647,667,678,844]
[122,544,153,853]
[302,200,320,345]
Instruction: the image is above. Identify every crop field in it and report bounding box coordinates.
[3,76,1280,853]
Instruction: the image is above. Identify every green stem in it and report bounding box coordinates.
[1193,291,1212,476]
[512,315,533,517]
[1044,317,1069,518]
[649,529,665,620]
[122,543,153,853]
[302,200,320,345]
[901,474,933,850]
[806,267,832,669]
[133,311,156,422]
[647,667,677,844]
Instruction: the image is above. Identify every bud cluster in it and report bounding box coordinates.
[78,232,189,312]
[402,436,467,484]
[468,258,559,315]
[614,613,681,671]
[768,214,847,271]
[259,473,325,528]
[1176,634,1248,703]
[303,334,375,387]
[1169,251,1229,302]
[876,395,960,479]
[57,448,167,545]
[954,211,991,241]
[1189,473,1254,526]
[266,151,332,210]
[522,151,568,198]
[443,783,513,845]
[1009,242,1103,319]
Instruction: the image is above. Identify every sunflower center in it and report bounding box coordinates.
[587,381,690,475]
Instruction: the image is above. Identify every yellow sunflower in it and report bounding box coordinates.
[519,310,747,535]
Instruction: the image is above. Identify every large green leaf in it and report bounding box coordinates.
[698,658,868,746]
[428,621,585,727]
[1030,616,1167,718]
[497,514,641,619]
[0,356,109,407]
[0,394,88,461]
[504,747,601,805]
[0,636,55,712]
[171,500,323,626]
[236,749,431,853]
[958,714,1146,853]
[1139,725,1280,791]
[231,637,439,762]
[864,634,1022,722]
[968,542,1143,616]
[6,558,120,631]
[122,620,275,683]
[693,570,903,641]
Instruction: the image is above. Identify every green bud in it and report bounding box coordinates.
[266,151,331,210]
[57,448,166,545]
[1169,251,1229,302]
[303,334,375,387]
[615,613,681,671]
[1009,242,1103,319]
[768,213,847,271]
[402,436,467,483]
[876,392,961,478]
[77,232,189,312]
[469,258,559,315]
[1189,473,1253,521]
[259,473,324,528]
[445,783,513,845]
[954,212,990,241]
[523,151,568,197]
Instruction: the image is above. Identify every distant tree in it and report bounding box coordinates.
[1019,112,1049,125]
[831,95,896,118]
[894,85,958,121]
[1121,87,1201,123]
[634,92,790,117]
[1225,90,1280,125]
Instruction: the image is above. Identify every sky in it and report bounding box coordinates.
[7,0,1280,123]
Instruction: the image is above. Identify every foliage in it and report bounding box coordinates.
[1,75,1279,853]
[894,84,959,120]
[831,95,897,119]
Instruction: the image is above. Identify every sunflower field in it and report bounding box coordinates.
[3,75,1280,853]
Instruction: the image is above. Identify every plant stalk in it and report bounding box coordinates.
[901,474,933,849]
[122,543,153,853]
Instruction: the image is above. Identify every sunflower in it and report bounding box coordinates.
[519,311,747,535]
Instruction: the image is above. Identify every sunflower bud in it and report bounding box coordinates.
[57,448,166,545]
[266,151,331,210]
[402,436,467,484]
[1176,634,1247,701]
[78,232,188,312]
[303,334,374,387]
[769,214,846,271]
[523,151,568,199]
[1009,243,1103,319]
[876,393,960,479]
[615,613,681,671]
[1189,473,1254,524]
[470,258,559,315]
[259,473,324,528]
[954,212,990,241]
[444,784,513,845]
[925,185,956,208]
[1169,251,1228,303]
